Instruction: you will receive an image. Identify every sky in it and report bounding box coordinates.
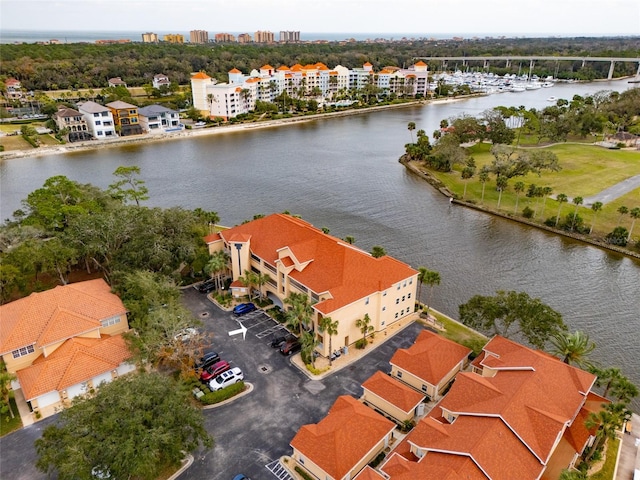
[1,0,638,36]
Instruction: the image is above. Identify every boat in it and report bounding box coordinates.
[542,81,554,88]
[526,82,542,90]
[547,96,557,102]
[509,84,526,92]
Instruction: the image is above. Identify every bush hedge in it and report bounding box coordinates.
[200,381,245,405]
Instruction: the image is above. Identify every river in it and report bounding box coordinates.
[1,79,639,408]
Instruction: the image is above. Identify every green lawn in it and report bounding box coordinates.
[423,142,640,241]
[0,399,23,437]
[589,437,619,480]
[427,309,488,355]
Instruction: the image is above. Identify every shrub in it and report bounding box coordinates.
[305,363,329,375]
[355,338,367,349]
[400,419,416,433]
[369,451,386,468]
[522,206,534,219]
[295,466,314,480]
[605,227,628,246]
[200,381,245,405]
[544,217,557,227]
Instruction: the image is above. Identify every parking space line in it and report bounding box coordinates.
[265,460,293,480]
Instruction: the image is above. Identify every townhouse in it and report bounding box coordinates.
[78,100,117,139]
[52,106,92,141]
[0,279,134,420]
[204,213,418,357]
[105,100,143,136]
[138,105,183,133]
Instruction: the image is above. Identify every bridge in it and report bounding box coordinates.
[413,56,640,79]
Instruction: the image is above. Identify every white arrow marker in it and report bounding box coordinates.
[228,322,248,340]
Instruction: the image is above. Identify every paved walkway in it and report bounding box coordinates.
[583,174,640,206]
[617,413,640,479]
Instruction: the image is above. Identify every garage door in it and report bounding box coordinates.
[37,390,61,408]
[93,371,112,387]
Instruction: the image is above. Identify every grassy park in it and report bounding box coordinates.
[418,141,640,244]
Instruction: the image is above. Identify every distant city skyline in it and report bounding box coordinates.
[1,0,638,37]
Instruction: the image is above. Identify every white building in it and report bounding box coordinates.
[152,74,170,90]
[78,101,117,139]
[138,105,183,133]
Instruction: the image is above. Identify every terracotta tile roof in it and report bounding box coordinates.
[407,415,544,479]
[235,87,242,92]
[414,61,428,66]
[6,78,21,86]
[219,214,417,314]
[364,62,373,66]
[191,72,211,80]
[354,466,386,480]
[389,330,471,385]
[17,334,131,401]
[381,450,486,480]
[291,396,395,480]
[228,68,242,74]
[203,232,221,244]
[260,64,274,70]
[290,64,302,71]
[285,73,293,79]
[277,65,290,71]
[245,77,260,83]
[362,371,424,413]
[0,279,127,355]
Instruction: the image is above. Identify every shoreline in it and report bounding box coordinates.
[400,157,640,261]
[0,97,471,162]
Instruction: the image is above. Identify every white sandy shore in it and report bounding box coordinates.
[0,97,469,161]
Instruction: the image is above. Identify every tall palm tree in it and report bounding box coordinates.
[204,250,229,291]
[371,246,386,258]
[555,193,568,226]
[585,403,628,462]
[590,201,603,234]
[513,181,525,213]
[589,366,624,399]
[549,330,595,368]
[407,122,416,143]
[417,267,429,305]
[539,186,553,218]
[610,377,639,403]
[284,292,313,336]
[479,167,490,204]
[571,196,584,231]
[496,176,508,209]
[300,331,318,367]
[627,207,640,241]
[253,272,270,303]
[0,361,16,419]
[355,314,374,348]
[423,269,441,315]
[318,316,339,365]
[616,205,628,226]
[461,165,475,199]
[344,236,355,244]
[238,269,257,300]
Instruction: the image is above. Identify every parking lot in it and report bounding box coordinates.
[180,288,423,480]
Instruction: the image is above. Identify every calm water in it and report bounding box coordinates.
[1,80,639,407]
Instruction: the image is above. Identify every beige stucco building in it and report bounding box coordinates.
[205,213,418,358]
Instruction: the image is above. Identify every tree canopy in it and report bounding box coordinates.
[458,290,566,349]
[35,372,213,480]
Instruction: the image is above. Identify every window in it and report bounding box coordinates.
[397,284,400,290]
[402,295,405,302]
[93,113,99,117]
[101,316,121,328]
[409,278,413,284]
[365,297,369,305]
[408,293,411,299]
[403,281,407,287]
[401,309,404,315]
[12,344,35,358]
[396,370,402,378]
[95,121,101,125]
[382,306,386,311]
[421,385,428,392]
[102,111,108,117]
[383,291,387,296]
[395,312,399,319]
[97,131,103,136]
[129,109,136,115]
[395,298,399,305]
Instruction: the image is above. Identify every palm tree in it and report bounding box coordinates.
[423,270,441,315]
[627,207,640,241]
[584,403,628,462]
[417,267,429,305]
[513,181,525,213]
[300,331,318,367]
[590,366,624,399]
[407,122,416,143]
[318,316,339,365]
[549,330,595,368]
[253,272,270,303]
[616,205,628,226]
[496,176,508,209]
[479,167,490,204]
[204,250,229,291]
[355,313,374,348]
[590,201,603,234]
[344,235,355,244]
[0,361,16,419]
[238,269,257,300]
[371,246,386,258]
[555,193,568,227]
[571,196,584,231]
[461,165,475,199]
[610,377,639,403]
[284,292,313,336]
[539,186,553,218]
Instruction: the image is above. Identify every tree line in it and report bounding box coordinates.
[1,36,638,91]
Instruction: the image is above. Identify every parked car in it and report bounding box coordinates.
[200,360,231,382]
[174,327,198,342]
[233,302,256,316]
[209,367,244,391]
[194,351,220,371]
[232,475,250,480]
[280,338,301,356]
[270,334,295,349]
[195,279,216,293]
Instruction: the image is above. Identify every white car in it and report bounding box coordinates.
[209,367,244,391]
[174,327,198,342]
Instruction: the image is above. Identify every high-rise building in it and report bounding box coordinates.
[215,33,236,43]
[279,31,300,43]
[163,34,184,44]
[237,33,252,43]
[190,30,209,44]
[254,31,274,43]
[141,32,158,43]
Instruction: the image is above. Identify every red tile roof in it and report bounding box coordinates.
[389,330,471,385]
[220,214,417,314]
[414,61,428,67]
[228,68,242,74]
[291,396,395,480]
[17,334,131,401]
[0,279,127,355]
[381,450,486,480]
[362,371,424,413]
[354,466,387,480]
[191,72,211,80]
[260,64,274,70]
[203,232,221,244]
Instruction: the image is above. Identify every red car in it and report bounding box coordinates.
[200,360,231,382]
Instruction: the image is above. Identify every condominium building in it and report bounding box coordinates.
[279,31,300,42]
[214,33,236,43]
[254,30,274,43]
[163,33,184,44]
[141,32,158,43]
[237,33,252,43]
[189,30,209,44]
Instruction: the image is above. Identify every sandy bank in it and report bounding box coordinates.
[0,97,470,162]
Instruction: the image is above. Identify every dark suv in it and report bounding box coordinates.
[279,338,301,356]
[194,351,220,371]
[195,279,216,293]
